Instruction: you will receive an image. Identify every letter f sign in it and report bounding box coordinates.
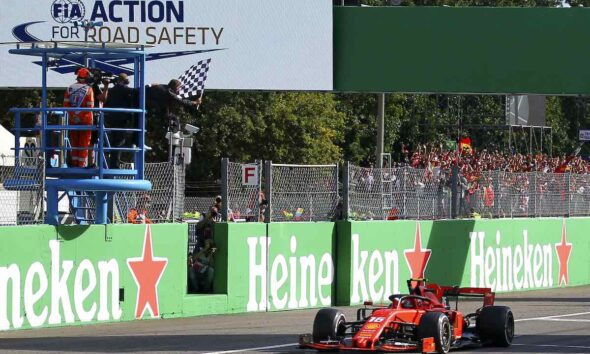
[242,165,259,186]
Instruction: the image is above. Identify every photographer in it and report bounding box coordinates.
[188,237,216,293]
[104,73,137,169]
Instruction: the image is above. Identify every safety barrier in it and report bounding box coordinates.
[0,217,588,331]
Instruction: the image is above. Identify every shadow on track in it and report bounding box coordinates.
[0,334,295,353]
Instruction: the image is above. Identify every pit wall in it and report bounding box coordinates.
[0,218,588,331]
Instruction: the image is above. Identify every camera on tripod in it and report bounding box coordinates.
[89,68,116,86]
[74,67,116,86]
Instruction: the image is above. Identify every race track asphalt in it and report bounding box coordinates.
[0,285,588,354]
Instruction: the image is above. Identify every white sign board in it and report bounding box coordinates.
[0,0,333,90]
[579,130,590,142]
[242,164,259,186]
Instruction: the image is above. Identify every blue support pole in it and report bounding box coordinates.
[45,186,59,225]
[98,112,104,178]
[138,52,146,180]
[41,53,48,161]
[14,113,20,164]
[95,191,108,224]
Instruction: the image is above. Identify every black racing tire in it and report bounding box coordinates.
[312,308,346,343]
[416,312,452,354]
[477,306,515,347]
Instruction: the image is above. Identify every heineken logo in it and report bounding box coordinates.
[0,240,122,330]
[469,222,573,291]
[246,235,333,311]
[351,222,432,304]
[0,225,167,330]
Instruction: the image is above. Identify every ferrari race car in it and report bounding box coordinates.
[299,278,514,353]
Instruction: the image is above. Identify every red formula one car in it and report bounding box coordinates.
[299,279,514,354]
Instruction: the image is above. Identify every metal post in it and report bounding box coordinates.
[264,160,272,223]
[343,161,350,220]
[45,186,59,225]
[376,93,385,167]
[566,173,571,217]
[138,52,146,180]
[95,191,108,224]
[221,158,229,221]
[98,112,104,178]
[41,53,48,163]
[508,125,512,153]
[450,165,458,219]
[529,127,533,155]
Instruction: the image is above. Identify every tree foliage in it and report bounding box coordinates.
[1,0,588,181]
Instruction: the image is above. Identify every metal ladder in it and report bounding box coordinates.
[67,190,96,224]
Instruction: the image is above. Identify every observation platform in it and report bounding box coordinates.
[7,41,153,225]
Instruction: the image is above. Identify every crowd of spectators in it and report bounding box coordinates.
[388,142,590,219]
[401,143,588,176]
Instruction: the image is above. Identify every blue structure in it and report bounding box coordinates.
[7,42,152,225]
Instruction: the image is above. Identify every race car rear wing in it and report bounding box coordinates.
[435,285,495,308]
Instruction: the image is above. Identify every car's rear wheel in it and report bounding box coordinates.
[416,312,452,354]
[312,308,346,342]
[477,305,514,347]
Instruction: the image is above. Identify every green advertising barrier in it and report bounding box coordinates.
[0,223,189,331]
[334,7,590,94]
[1,218,588,331]
[265,223,335,312]
[214,222,336,313]
[337,219,590,306]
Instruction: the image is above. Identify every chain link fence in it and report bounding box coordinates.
[269,163,339,222]
[0,156,45,225]
[114,162,183,223]
[185,197,216,215]
[348,164,451,220]
[457,171,583,219]
[222,160,262,222]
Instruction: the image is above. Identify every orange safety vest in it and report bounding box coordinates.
[64,83,94,124]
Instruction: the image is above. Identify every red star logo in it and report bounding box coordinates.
[404,223,432,284]
[555,220,572,286]
[127,225,168,319]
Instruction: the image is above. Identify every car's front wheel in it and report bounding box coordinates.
[417,312,452,354]
[312,308,346,343]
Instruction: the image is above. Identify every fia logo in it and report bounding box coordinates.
[51,0,86,24]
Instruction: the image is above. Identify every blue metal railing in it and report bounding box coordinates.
[10,107,145,180]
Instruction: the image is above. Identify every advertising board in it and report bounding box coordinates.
[0,0,333,90]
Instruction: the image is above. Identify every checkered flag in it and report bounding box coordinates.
[177,58,211,99]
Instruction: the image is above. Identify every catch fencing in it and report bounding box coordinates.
[0,156,45,225]
[114,162,183,223]
[220,159,339,222]
[346,164,451,221]
[465,171,589,218]
[221,159,263,222]
[269,163,339,222]
[347,165,590,220]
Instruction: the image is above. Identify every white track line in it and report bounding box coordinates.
[202,343,298,354]
[515,311,590,322]
[513,344,590,350]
